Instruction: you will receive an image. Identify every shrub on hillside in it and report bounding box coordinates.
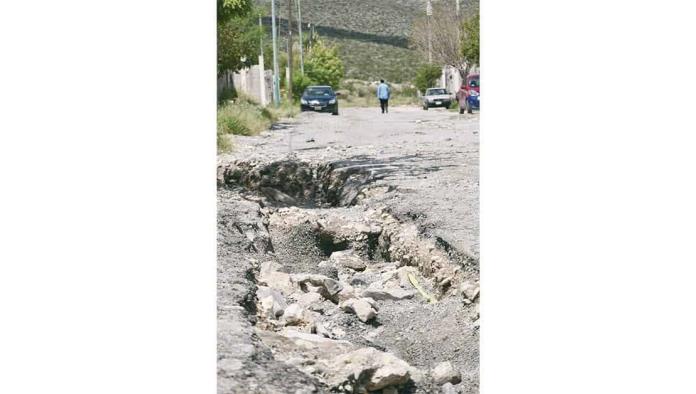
[295,0,426,82]
[400,85,419,97]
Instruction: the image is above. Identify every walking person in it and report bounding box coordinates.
[377,79,391,114]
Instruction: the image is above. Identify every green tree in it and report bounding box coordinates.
[304,39,344,89]
[414,64,442,93]
[460,8,480,70]
[217,0,262,76]
[292,73,313,99]
[217,0,252,22]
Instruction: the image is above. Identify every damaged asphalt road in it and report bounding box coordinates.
[217,107,480,393]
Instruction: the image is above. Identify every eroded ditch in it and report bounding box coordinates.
[217,158,480,394]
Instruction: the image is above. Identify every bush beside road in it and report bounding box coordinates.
[217,95,298,153]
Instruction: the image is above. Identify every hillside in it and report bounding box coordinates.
[260,0,452,83]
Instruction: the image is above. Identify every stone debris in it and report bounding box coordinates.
[362,285,416,301]
[335,282,358,303]
[339,298,377,322]
[258,261,295,295]
[441,382,459,394]
[432,361,462,385]
[362,297,379,311]
[283,303,304,325]
[315,321,331,338]
[282,304,316,330]
[316,321,347,340]
[330,326,346,339]
[363,326,384,343]
[396,266,419,288]
[459,281,480,302]
[257,286,287,319]
[255,329,419,393]
[257,329,355,373]
[293,273,344,302]
[327,347,413,392]
[330,250,367,271]
[218,159,480,393]
[351,222,382,235]
[294,291,324,308]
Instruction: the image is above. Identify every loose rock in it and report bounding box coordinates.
[315,321,331,338]
[340,298,377,322]
[295,291,324,308]
[432,361,462,385]
[282,303,315,329]
[329,250,367,271]
[459,281,480,301]
[363,327,384,343]
[362,297,379,311]
[257,286,287,319]
[336,283,359,303]
[294,274,344,302]
[258,262,295,295]
[363,286,416,301]
[396,266,419,288]
[327,347,413,391]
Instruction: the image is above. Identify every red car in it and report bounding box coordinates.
[457,74,480,114]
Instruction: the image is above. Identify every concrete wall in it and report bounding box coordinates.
[218,70,234,96]
[217,65,273,106]
[233,65,272,106]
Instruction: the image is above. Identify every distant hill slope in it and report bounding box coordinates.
[262,0,447,83]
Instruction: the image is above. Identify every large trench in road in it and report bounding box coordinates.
[217,158,480,394]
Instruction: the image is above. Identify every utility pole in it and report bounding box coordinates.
[258,16,267,106]
[271,0,281,106]
[426,0,433,63]
[456,0,460,16]
[297,0,304,75]
[286,0,294,100]
[259,16,264,59]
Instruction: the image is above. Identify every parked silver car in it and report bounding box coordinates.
[422,88,454,110]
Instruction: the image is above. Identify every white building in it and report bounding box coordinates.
[441,65,480,93]
[442,65,462,94]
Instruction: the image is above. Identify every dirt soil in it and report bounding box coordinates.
[218,106,480,394]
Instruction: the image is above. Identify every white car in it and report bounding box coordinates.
[422,88,454,110]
